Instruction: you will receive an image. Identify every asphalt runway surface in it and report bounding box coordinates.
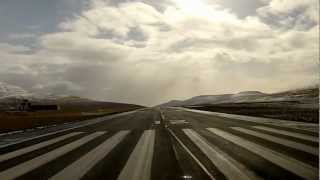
[0,107,318,180]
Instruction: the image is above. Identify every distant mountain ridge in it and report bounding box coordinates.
[0,82,143,111]
[0,82,68,100]
[158,87,319,107]
[0,82,30,98]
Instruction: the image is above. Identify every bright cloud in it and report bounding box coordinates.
[0,0,318,105]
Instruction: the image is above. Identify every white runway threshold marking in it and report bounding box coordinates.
[183,129,260,180]
[207,128,318,180]
[168,129,216,180]
[0,131,106,180]
[0,127,84,149]
[0,132,83,163]
[231,127,318,155]
[252,126,318,143]
[170,120,189,124]
[117,130,155,180]
[50,130,130,180]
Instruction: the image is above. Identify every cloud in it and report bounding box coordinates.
[0,43,31,53]
[40,32,133,62]
[257,0,318,29]
[32,81,83,95]
[9,33,36,39]
[60,2,163,37]
[0,0,318,106]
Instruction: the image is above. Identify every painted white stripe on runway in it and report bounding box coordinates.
[0,132,83,163]
[170,120,189,124]
[232,127,317,155]
[168,129,216,180]
[252,126,318,143]
[50,131,130,180]
[0,127,83,149]
[117,130,155,180]
[0,131,105,179]
[183,129,260,180]
[207,128,318,180]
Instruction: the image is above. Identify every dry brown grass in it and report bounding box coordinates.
[188,101,319,123]
[0,107,140,132]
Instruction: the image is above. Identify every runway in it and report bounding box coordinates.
[0,107,318,179]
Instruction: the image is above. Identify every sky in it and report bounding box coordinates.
[0,0,319,106]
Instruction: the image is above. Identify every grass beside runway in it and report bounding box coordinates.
[186,101,319,123]
[0,107,141,133]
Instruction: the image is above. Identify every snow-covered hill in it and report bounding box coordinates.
[158,87,319,107]
[0,82,68,100]
[0,82,31,98]
[0,82,144,111]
